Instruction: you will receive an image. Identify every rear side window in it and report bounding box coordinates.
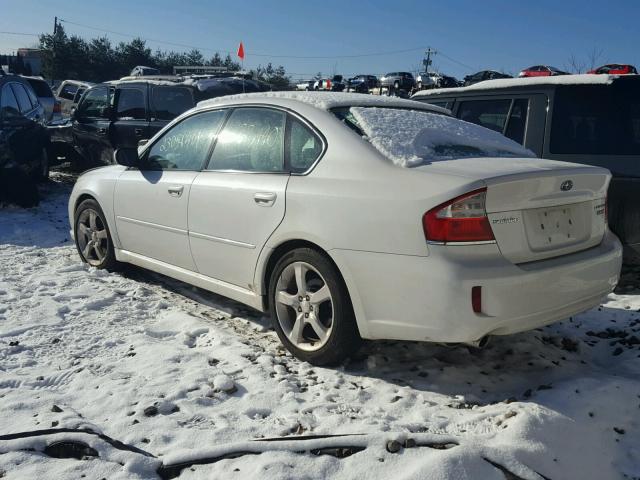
[146,109,226,170]
[208,108,285,172]
[287,117,322,173]
[457,99,511,133]
[78,87,109,118]
[116,88,146,120]
[26,79,53,97]
[59,83,78,100]
[1,84,20,118]
[150,87,193,120]
[551,84,640,155]
[11,84,34,113]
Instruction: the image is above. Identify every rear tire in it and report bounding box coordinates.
[74,199,119,271]
[269,248,361,365]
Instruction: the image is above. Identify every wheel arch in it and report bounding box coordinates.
[257,238,370,338]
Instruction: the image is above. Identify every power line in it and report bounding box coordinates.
[0,31,40,37]
[59,18,428,60]
[438,52,475,71]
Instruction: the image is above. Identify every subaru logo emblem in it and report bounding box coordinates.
[560,180,573,191]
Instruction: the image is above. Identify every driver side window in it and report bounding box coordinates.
[146,109,227,170]
[78,87,109,118]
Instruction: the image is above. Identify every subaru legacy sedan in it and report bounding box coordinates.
[68,92,622,365]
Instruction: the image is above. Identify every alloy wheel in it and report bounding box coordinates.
[76,209,109,267]
[274,261,334,351]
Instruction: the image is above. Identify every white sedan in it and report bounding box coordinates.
[68,92,622,365]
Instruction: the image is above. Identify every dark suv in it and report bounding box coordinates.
[380,72,415,91]
[347,75,379,93]
[0,73,49,179]
[55,77,270,169]
[412,74,640,262]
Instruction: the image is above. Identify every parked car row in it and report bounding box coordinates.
[412,73,640,263]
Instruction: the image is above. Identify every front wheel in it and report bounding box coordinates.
[269,248,361,365]
[74,199,119,270]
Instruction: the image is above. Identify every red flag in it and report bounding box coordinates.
[237,42,245,60]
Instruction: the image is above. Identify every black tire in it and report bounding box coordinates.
[268,248,361,365]
[30,147,49,182]
[74,198,119,271]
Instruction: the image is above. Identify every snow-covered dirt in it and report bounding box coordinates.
[1,173,639,479]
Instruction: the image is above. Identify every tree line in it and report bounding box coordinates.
[36,25,290,88]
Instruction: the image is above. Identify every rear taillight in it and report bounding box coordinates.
[53,101,61,113]
[423,188,495,243]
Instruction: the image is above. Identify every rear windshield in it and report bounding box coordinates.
[331,106,533,167]
[551,81,640,155]
[26,79,53,97]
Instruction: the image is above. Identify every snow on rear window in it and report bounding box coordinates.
[349,107,534,167]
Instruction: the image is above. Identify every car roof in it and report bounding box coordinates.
[412,73,623,97]
[195,91,449,114]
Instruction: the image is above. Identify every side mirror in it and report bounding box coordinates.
[137,138,149,147]
[114,148,139,167]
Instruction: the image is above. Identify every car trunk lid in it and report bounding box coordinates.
[483,166,609,263]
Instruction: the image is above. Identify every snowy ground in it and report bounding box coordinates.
[0,173,639,479]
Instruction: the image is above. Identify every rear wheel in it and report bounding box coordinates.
[269,248,361,365]
[74,199,118,270]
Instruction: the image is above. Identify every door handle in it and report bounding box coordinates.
[254,192,277,206]
[97,128,107,135]
[168,185,184,197]
[134,128,143,137]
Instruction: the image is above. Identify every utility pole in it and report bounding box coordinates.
[423,47,437,73]
[53,16,58,35]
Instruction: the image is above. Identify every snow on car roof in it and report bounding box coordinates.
[351,106,534,167]
[195,91,449,114]
[412,73,622,97]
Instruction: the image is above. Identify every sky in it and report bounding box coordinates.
[1,0,639,80]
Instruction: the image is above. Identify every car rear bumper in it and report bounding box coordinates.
[330,230,622,342]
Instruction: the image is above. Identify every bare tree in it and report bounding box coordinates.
[565,48,606,74]
[565,53,587,74]
[586,47,605,71]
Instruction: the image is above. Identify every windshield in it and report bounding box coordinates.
[551,80,640,155]
[332,106,534,167]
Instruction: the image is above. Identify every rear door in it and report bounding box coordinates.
[148,85,195,139]
[72,86,113,165]
[188,106,291,288]
[112,85,150,148]
[113,108,227,270]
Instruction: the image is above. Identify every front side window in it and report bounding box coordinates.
[0,84,21,119]
[208,108,285,172]
[288,117,322,172]
[146,109,226,170]
[78,87,109,118]
[150,86,193,121]
[11,84,34,113]
[116,88,146,120]
[457,99,511,133]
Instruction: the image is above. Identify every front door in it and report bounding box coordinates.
[189,107,290,289]
[113,108,228,270]
[72,86,113,166]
